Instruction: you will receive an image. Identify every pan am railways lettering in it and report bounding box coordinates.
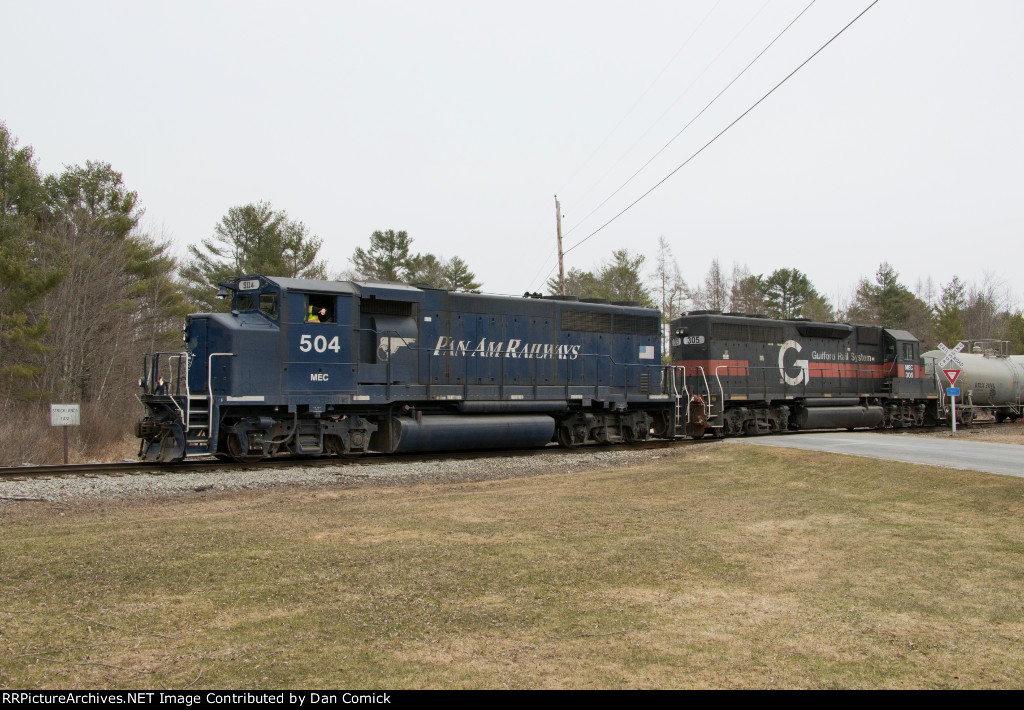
[432,336,581,360]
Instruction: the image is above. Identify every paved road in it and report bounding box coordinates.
[735,432,1024,478]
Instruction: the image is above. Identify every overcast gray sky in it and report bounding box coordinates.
[3,0,1021,307]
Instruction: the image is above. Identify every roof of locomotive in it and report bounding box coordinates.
[229,275,659,315]
[672,311,920,344]
[883,329,919,343]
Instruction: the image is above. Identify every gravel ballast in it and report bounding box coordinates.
[0,446,694,505]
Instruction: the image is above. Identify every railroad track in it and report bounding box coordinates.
[4,420,1006,484]
[6,421,1004,483]
[0,438,696,482]
[0,458,225,481]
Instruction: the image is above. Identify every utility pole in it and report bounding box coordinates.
[555,195,565,296]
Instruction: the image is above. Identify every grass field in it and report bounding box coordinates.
[2,444,1022,689]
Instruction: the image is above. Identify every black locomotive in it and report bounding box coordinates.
[668,311,938,437]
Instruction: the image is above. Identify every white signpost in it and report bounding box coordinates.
[49,404,80,464]
[937,343,965,436]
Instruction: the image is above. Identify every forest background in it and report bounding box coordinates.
[2,122,1021,464]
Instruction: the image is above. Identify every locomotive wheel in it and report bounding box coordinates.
[324,435,347,456]
[651,411,673,438]
[227,434,264,464]
[557,426,580,448]
[623,421,649,444]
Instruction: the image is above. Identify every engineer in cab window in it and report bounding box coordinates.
[306,305,327,323]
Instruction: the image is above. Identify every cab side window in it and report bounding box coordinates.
[305,295,334,323]
[259,293,278,319]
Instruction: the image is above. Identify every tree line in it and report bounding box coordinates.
[598,240,1024,355]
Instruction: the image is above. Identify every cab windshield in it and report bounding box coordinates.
[235,291,278,320]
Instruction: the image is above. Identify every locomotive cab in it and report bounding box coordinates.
[881,330,929,397]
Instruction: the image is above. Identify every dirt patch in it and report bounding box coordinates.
[895,419,1024,445]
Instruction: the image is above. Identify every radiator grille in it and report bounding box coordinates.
[561,310,612,332]
[613,315,660,336]
[360,299,414,317]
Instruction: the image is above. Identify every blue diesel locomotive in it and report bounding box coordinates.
[135,276,673,462]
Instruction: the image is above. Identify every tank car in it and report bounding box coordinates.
[923,340,1024,423]
[135,276,674,462]
[667,311,939,437]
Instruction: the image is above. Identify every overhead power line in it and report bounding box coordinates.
[562,0,814,244]
[554,0,724,197]
[562,0,880,257]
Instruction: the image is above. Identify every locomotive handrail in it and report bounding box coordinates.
[667,365,688,424]
[165,354,187,425]
[713,366,726,409]
[168,355,185,397]
[666,365,714,427]
[141,351,186,396]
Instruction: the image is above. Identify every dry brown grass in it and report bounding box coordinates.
[0,402,139,466]
[2,445,1023,689]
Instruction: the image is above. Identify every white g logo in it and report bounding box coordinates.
[779,340,810,386]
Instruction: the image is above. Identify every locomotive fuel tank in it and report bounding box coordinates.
[373,415,556,453]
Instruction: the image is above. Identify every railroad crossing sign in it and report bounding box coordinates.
[937,344,965,438]
[937,342,965,370]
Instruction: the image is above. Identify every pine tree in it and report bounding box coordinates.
[351,230,482,291]
[39,161,187,403]
[933,276,967,346]
[761,268,822,319]
[546,249,652,306]
[183,201,326,310]
[350,229,414,281]
[0,123,61,405]
[846,262,931,339]
[441,256,481,292]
